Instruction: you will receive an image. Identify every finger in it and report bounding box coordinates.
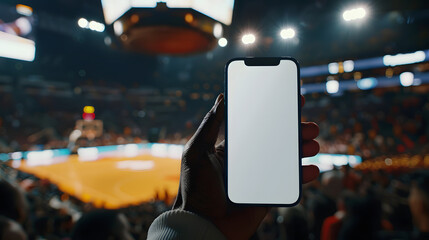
[302,139,319,157]
[302,122,319,140]
[215,140,225,151]
[301,95,305,108]
[215,140,226,166]
[302,165,319,184]
[188,94,224,152]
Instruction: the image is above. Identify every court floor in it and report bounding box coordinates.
[18,154,181,209]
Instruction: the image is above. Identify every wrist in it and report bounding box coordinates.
[148,209,227,240]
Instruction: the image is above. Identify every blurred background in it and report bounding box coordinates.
[0,0,429,239]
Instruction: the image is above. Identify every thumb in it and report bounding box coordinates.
[187,94,224,153]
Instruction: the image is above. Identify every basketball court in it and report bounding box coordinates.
[18,154,181,209]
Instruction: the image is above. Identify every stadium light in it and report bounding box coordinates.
[357,77,377,90]
[0,31,35,62]
[280,28,295,39]
[399,72,414,87]
[88,21,105,32]
[213,23,223,38]
[15,17,32,35]
[343,60,354,72]
[16,4,33,16]
[242,33,256,45]
[78,19,105,32]
[383,51,426,67]
[113,21,124,36]
[343,7,367,21]
[326,80,339,94]
[328,62,339,74]
[78,18,89,28]
[218,37,228,47]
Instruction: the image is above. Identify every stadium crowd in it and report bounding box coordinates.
[306,87,429,159]
[1,159,429,239]
[0,83,428,239]
[1,63,429,239]
[0,164,170,240]
[1,85,428,160]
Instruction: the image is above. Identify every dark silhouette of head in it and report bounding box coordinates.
[409,171,429,233]
[71,209,133,240]
[0,216,27,240]
[0,180,27,224]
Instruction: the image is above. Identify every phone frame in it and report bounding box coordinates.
[224,57,302,207]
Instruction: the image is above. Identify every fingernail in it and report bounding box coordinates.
[214,93,224,106]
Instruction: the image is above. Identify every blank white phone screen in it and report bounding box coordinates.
[227,59,300,205]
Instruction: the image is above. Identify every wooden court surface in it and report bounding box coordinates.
[18,154,181,209]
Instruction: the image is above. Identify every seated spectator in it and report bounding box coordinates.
[0,216,27,240]
[337,193,382,240]
[0,180,27,224]
[278,205,309,240]
[71,209,133,240]
[409,171,429,239]
[320,191,354,240]
[308,170,343,240]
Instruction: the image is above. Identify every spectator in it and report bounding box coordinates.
[278,205,309,240]
[337,193,382,240]
[320,191,354,240]
[0,180,27,224]
[0,216,27,240]
[409,171,429,239]
[71,210,133,240]
[308,170,343,240]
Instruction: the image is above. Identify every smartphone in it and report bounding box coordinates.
[225,57,301,206]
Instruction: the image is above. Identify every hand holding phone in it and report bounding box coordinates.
[172,60,320,238]
[226,57,307,205]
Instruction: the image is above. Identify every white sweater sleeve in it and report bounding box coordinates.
[147,210,227,240]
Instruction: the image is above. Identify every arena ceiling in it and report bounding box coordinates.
[1,0,429,84]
